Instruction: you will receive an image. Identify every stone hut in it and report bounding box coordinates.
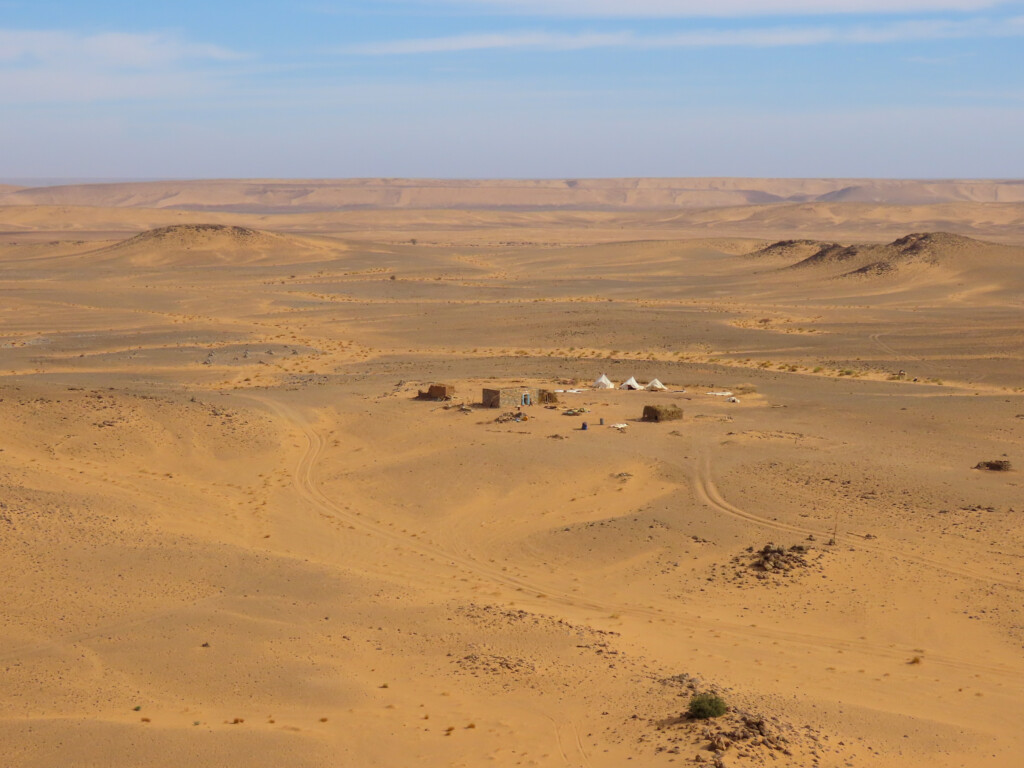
[482,387,540,408]
[418,383,455,400]
[642,404,683,422]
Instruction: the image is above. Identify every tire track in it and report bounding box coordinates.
[243,393,617,615]
[539,712,591,768]
[870,332,947,378]
[238,393,1024,682]
[692,451,1022,592]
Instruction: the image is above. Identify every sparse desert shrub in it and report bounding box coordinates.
[688,692,728,719]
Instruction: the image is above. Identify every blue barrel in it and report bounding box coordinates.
[581,421,588,431]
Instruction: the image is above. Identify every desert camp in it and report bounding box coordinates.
[2,179,1023,768]
[3,5,1024,763]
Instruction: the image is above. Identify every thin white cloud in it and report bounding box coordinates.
[343,15,1024,54]
[346,31,634,54]
[0,29,242,103]
[397,0,1013,18]
[0,29,239,67]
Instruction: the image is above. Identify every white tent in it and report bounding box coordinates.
[592,373,614,389]
[620,376,641,390]
[645,378,668,391]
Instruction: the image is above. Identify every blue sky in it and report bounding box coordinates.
[2,0,1023,179]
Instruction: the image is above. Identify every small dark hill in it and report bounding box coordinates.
[744,239,843,262]
[83,223,343,267]
[782,232,1001,277]
[116,223,279,250]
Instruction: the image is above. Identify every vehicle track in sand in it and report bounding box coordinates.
[540,712,592,768]
[237,392,1024,684]
[691,451,1023,592]
[869,332,951,380]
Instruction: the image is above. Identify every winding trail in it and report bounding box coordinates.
[237,392,1024,683]
[869,332,949,379]
[691,450,1023,591]
[539,712,592,768]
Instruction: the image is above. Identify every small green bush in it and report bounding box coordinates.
[688,692,727,719]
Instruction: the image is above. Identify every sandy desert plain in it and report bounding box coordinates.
[0,178,1023,768]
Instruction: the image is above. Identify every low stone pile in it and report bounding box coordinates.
[494,411,528,423]
[697,714,794,763]
[643,672,856,766]
[975,459,1012,471]
[751,543,811,574]
[717,542,825,584]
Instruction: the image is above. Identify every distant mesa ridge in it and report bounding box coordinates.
[3,178,1024,213]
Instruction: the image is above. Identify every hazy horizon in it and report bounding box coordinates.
[4,174,1024,189]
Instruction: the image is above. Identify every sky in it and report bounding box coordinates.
[2,0,1024,179]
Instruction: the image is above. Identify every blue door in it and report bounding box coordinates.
[522,393,532,406]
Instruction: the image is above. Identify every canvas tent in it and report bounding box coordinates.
[645,378,667,391]
[620,376,641,390]
[593,374,614,389]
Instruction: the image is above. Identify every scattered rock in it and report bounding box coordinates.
[714,542,827,584]
[495,411,528,423]
[750,543,812,573]
[455,652,535,676]
[974,460,1012,472]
